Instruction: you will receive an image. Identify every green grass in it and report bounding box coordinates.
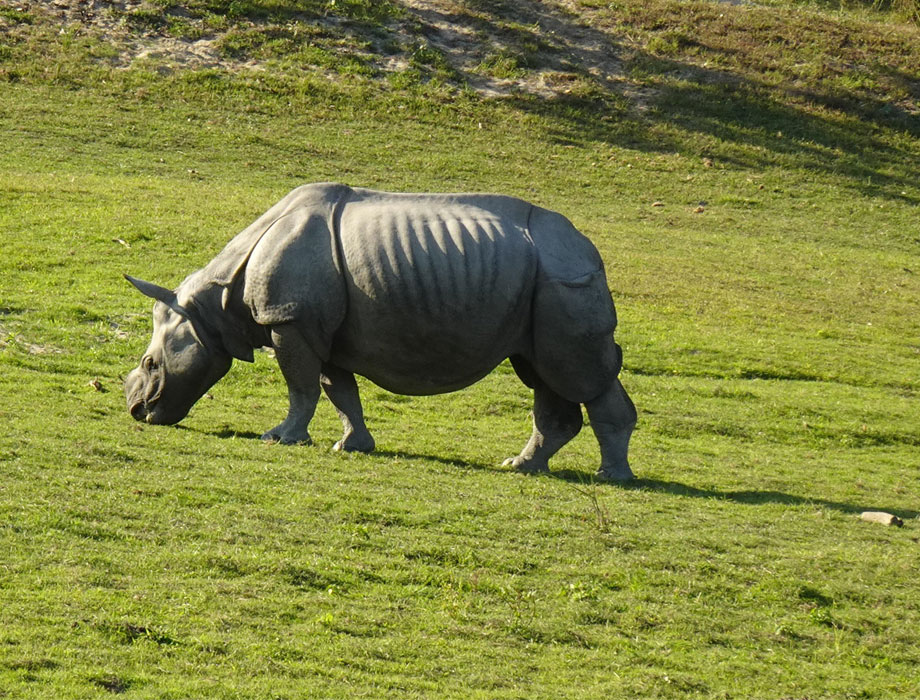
[2,0,920,697]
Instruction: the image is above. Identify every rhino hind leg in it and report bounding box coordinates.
[527,265,637,478]
[262,325,321,445]
[504,359,583,473]
[321,365,375,453]
[585,377,637,481]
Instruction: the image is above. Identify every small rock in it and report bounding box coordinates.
[89,378,104,392]
[860,511,903,527]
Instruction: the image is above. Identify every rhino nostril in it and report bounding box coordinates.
[130,402,147,421]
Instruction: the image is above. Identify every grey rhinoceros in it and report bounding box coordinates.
[125,183,637,480]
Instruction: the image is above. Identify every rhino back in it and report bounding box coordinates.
[332,191,538,393]
[204,183,349,288]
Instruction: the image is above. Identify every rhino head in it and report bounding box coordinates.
[124,275,233,426]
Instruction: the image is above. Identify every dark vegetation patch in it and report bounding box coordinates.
[89,673,135,694]
[96,621,180,646]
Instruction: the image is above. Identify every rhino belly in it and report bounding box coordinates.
[330,195,538,394]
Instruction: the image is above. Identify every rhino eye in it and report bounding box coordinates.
[143,356,158,372]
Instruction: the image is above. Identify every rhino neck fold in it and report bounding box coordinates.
[179,272,268,362]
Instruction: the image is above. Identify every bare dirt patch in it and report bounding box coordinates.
[19,0,254,72]
[396,0,631,98]
[10,0,638,99]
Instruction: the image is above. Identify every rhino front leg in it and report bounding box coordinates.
[320,364,375,453]
[504,370,583,474]
[262,324,321,445]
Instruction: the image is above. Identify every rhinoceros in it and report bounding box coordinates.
[125,183,637,480]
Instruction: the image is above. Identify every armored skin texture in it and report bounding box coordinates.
[125,184,637,480]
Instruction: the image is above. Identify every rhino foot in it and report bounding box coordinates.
[595,463,635,482]
[261,425,312,445]
[333,432,375,453]
[502,455,550,474]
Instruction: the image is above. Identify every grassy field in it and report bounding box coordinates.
[1,0,919,697]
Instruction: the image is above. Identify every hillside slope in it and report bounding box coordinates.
[6,0,920,105]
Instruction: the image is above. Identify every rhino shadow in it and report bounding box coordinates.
[208,428,264,440]
[518,468,918,521]
[199,426,915,520]
[372,449,497,473]
[199,429,499,471]
[619,477,920,521]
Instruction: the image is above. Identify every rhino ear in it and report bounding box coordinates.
[124,274,202,342]
[125,275,177,306]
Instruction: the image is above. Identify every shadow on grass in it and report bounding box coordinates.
[197,432,502,470]
[621,477,920,520]
[207,427,264,440]
[374,448,499,473]
[200,427,917,519]
[511,78,919,202]
[537,468,918,520]
[178,424,264,440]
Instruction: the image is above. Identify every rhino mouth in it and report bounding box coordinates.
[129,400,150,422]
[129,400,163,424]
[128,397,180,425]
[125,365,166,423]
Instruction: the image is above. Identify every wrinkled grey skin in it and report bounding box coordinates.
[125,184,637,480]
